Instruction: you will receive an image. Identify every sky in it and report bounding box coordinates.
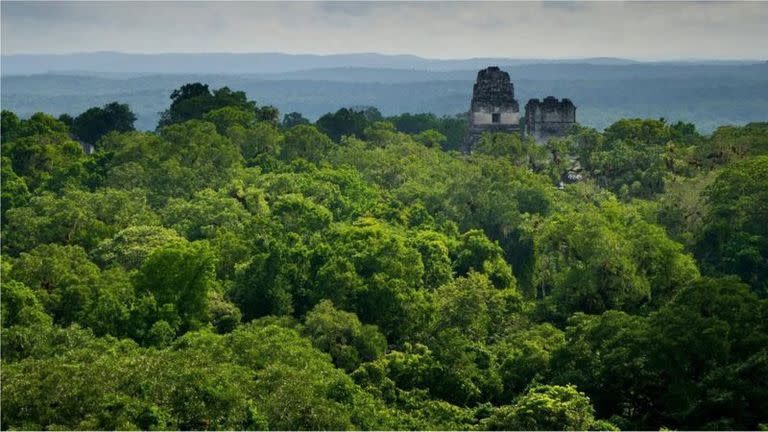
[2,1,767,60]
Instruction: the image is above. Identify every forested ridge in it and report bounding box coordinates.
[1,83,767,431]
[4,60,767,133]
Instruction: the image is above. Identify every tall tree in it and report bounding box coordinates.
[72,102,136,144]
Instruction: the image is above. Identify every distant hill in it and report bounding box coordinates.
[1,52,650,75]
[2,54,766,134]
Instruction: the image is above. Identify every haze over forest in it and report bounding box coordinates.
[3,52,767,133]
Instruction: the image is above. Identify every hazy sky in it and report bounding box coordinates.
[2,1,767,60]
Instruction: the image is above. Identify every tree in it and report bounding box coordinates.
[157,83,277,128]
[2,130,86,192]
[533,200,699,318]
[476,132,546,168]
[493,324,565,402]
[696,155,768,295]
[3,188,158,254]
[363,121,408,148]
[92,225,188,270]
[133,243,214,333]
[454,230,516,290]
[1,280,53,328]
[697,122,768,166]
[316,107,381,141]
[1,156,30,224]
[482,385,613,431]
[7,244,100,325]
[71,102,136,144]
[282,112,310,129]
[1,109,22,142]
[413,129,447,148]
[303,300,387,371]
[202,106,256,134]
[280,124,335,162]
[226,121,283,163]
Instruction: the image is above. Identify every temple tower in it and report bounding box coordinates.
[464,66,520,152]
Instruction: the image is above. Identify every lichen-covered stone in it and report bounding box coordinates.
[463,67,578,151]
[464,66,520,152]
[524,97,577,143]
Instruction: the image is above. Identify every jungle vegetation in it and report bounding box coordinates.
[1,83,767,431]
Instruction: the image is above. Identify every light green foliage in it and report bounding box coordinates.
[133,242,215,333]
[2,128,86,191]
[430,272,520,342]
[476,132,547,168]
[696,155,768,294]
[494,324,566,402]
[1,156,31,223]
[409,229,454,289]
[280,124,335,162]
[2,111,69,143]
[303,300,387,371]
[160,187,254,240]
[482,385,612,431]
[656,169,717,245]
[92,225,187,269]
[271,193,333,234]
[101,122,244,203]
[454,229,516,289]
[1,280,53,328]
[413,129,447,148]
[387,112,467,151]
[6,245,137,338]
[318,219,429,339]
[3,188,158,254]
[3,92,767,430]
[573,119,705,199]
[421,273,522,404]
[203,106,256,134]
[1,323,393,430]
[226,121,283,163]
[158,83,277,128]
[534,199,699,317]
[699,122,768,166]
[364,121,409,148]
[8,244,101,325]
[207,290,242,334]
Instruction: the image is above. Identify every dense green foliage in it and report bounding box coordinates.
[68,101,137,144]
[2,84,767,430]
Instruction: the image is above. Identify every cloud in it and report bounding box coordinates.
[2,1,767,59]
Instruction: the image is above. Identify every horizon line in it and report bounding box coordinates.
[1,50,765,63]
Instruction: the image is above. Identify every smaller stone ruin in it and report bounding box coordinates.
[524,97,577,143]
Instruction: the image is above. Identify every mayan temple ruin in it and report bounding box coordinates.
[464,66,577,151]
[464,67,520,151]
[524,97,577,143]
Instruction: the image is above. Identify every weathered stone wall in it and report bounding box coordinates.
[464,66,520,152]
[472,110,520,125]
[524,96,576,143]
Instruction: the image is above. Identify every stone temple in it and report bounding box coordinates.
[464,66,577,151]
[464,67,520,151]
[524,97,577,143]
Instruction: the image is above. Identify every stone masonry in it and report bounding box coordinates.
[524,96,577,143]
[464,67,520,152]
[464,67,577,151]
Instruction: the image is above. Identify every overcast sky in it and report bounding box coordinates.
[2,1,767,60]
